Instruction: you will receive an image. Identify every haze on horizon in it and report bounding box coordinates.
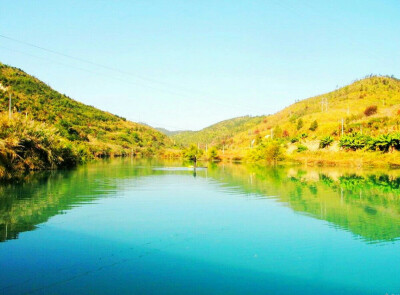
[1,0,399,131]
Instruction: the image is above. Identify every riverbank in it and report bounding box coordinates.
[211,148,400,168]
[287,150,400,168]
[3,145,399,183]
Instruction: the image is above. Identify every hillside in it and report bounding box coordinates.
[228,75,400,147]
[177,76,400,163]
[0,62,171,179]
[171,115,264,146]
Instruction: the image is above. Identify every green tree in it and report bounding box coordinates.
[297,118,304,130]
[265,141,284,164]
[309,120,318,131]
[182,144,203,162]
[208,147,220,161]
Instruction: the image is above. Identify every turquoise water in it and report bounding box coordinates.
[1,159,400,294]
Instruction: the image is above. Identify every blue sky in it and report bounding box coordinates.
[1,0,399,130]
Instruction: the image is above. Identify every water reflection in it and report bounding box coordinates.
[206,165,400,243]
[1,159,400,244]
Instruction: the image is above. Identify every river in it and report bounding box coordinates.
[1,159,400,294]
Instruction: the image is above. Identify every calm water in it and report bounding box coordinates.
[1,159,400,294]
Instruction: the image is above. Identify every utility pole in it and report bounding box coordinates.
[341,118,344,137]
[222,145,225,155]
[321,97,328,112]
[8,93,12,119]
[205,144,208,153]
[321,97,324,112]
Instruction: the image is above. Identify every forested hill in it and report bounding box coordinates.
[171,115,264,146]
[155,127,186,136]
[0,62,171,179]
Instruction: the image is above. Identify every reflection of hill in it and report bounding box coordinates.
[1,159,400,244]
[206,165,400,243]
[0,159,161,242]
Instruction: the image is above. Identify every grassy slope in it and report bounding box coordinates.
[171,115,264,146]
[0,62,171,178]
[230,76,400,146]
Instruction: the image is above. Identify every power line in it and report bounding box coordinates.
[0,33,202,94]
[0,44,260,115]
[0,37,262,114]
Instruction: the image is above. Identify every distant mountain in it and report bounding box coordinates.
[155,127,189,136]
[171,116,264,146]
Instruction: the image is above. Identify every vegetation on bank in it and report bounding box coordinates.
[0,114,85,180]
[0,62,173,180]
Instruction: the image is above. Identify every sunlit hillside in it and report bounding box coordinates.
[230,76,400,147]
[174,76,400,153]
[0,62,171,179]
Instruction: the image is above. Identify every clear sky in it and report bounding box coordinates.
[1,0,399,130]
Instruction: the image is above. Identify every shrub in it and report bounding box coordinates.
[208,147,220,161]
[309,120,318,131]
[319,136,334,149]
[246,140,284,163]
[0,114,81,179]
[282,130,289,137]
[265,141,285,162]
[339,133,371,151]
[296,144,308,152]
[296,118,303,130]
[370,134,400,152]
[182,144,203,162]
[364,105,377,116]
